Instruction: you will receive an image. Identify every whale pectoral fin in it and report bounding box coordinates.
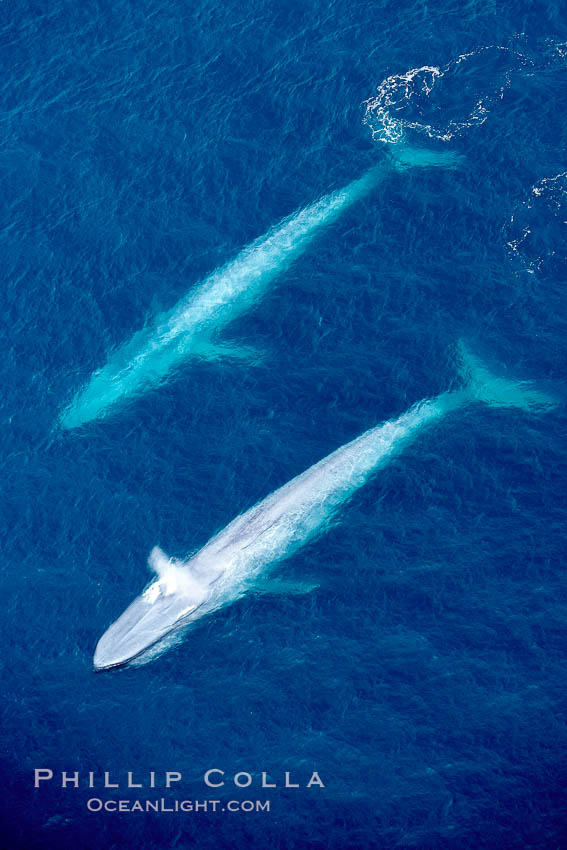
[191,338,265,364]
[252,578,320,597]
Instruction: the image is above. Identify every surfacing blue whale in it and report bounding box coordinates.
[93,343,555,670]
[61,145,461,429]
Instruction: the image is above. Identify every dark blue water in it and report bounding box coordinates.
[1,2,567,848]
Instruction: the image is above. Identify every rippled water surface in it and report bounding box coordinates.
[1,1,566,848]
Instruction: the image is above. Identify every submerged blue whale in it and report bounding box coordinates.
[93,343,554,670]
[61,145,461,429]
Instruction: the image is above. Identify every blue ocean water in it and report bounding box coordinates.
[1,0,567,847]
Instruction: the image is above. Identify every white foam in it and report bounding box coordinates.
[145,545,209,603]
[505,172,567,272]
[363,46,529,145]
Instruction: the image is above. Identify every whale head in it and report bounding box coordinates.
[94,551,211,671]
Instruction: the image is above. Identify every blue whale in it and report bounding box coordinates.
[93,343,554,670]
[61,146,461,429]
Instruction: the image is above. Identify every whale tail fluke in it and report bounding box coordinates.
[389,144,465,171]
[457,340,557,413]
